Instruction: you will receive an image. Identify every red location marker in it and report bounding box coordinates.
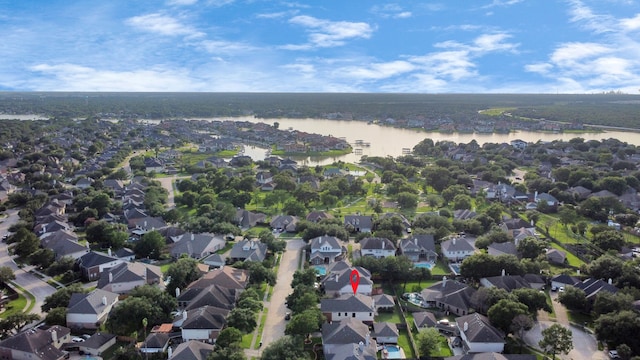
[350,269,360,295]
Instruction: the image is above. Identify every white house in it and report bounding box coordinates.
[359,237,396,258]
[441,237,475,262]
[309,235,344,264]
[321,264,373,296]
[66,289,119,329]
[179,306,229,343]
[456,313,505,353]
[321,294,375,324]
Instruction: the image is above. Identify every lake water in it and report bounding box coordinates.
[229,117,640,165]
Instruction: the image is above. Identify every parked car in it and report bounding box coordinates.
[285,312,291,321]
[609,350,620,359]
[72,337,84,343]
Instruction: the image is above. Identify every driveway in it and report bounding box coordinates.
[0,209,57,317]
[524,292,606,360]
[156,176,189,209]
[250,239,305,356]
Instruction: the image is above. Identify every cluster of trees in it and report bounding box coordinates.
[107,286,176,335]
[459,253,542,281]
[354,256,430,287]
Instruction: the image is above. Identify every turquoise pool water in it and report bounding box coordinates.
[313,265,327,276]
[414,262,434,270]
[449,263,461,275]
[385,345,400,353]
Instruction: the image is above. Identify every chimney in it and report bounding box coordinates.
[102,296,107,306]
[414,238,417,246]
[168,346,173,358]
[175,287,181,297]
[51,330,57,343]
[463,322,469,332]
[183,310,188,321]
[531,219,534,226]
[191,233,194,241]
[452,237,456,245]
[108,272,113,283]
[442,276,447,287]
[501,269,506,277]
[358,341,364,353]
[365,333,370,346]
[382,240,385,250]
[108,248,112,256]
[608,278,612,285]
[534,191,538,201]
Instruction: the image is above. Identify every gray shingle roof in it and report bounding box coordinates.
[413,311,437,328]
[67,289,118,315]
[321,294,374,313]
[322,318,370,345]
[360,237,396,251]
[0,325,71,360]
[456,313,504,343]
[171,340,214,360]
[373,322,398,338]
[181,306,229,330]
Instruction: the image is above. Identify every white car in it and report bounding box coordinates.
[609,350,620,359]
[72,337,84,343]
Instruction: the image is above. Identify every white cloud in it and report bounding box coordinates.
[200,40,256,55]
[481,0,523,9]
[126,13,204,38]
[284,15,373,49]
[166,0,197,5]
[28,63,205,91]
[549,42,611,67]
[566,0,616,33]
[371,4,413,19]
[206,0,235,7]
[525,63,553,74]
[620,14,640,31]
[337,60,415,80]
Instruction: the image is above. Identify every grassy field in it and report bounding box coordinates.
[548,242,585,268]
[397,328,416,359]
[430,334,454,357]
[0,294,27,319]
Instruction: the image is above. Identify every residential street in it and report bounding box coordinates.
[524,292,606,360]
[245,239,305,358]
[0,209,56,317]
[156,175,190,209]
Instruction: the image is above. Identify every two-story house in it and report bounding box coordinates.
[399,235,438,262]
[359,237,396,258]
[66,289,119,329]
[441,237,476,262]
[321,294,375,324]
[309,235,345,265]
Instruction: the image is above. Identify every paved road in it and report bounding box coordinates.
[246,239,305,357]
[0,209,56,317]
[524,292,606,360]
[156,176,190,209]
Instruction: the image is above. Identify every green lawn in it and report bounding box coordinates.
[216,241,234,254]
[0,294,27,319]
[241,333,253,349]
[430,334,454,357]
[397,328,416,359]
[376,311,402,324]
[548,242,585,268]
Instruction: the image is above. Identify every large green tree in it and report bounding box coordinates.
[416,327,441,357]
[595,310,640,355]
[166,257,201,297]
[487,299,529,334]
[42,283,87,312]
[260,336,309,360]
[539,324,573,360]
[284,308,323,339]
[226,308,257,334]
[85,221,128,249]
[134,230,166,259]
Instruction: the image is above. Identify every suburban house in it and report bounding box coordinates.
[66,288,119,329]
[202,254,226,269]
[456,313,505,353]
[177,284,239,311]
[228,240,268,263]
[321,264,373,297]
[78,333,117,356]
[441,237,476,262]
[309,235,345,265]
[399,235,438,262]
[500,219,536,239]
[344,215,373,233]
[144,157,165,173]
[480,275,532,292]
[574,278,619,303]
[114,247,136,261]
[359,237,396,258]
[372,294,395,312]
[487,242,518,257]
[421,278,476,316]
[546,249,567,264]
[77,251,124,280]
[270,215,299,232]
[185,267,249,293]
[234,209,267,229]
[373,322,399,344]
[0,325,71,360]
[97,262,164,294]
[551,274,580,290]
[321,294,375,324]
[40,232,89,260]
[170,340,214,360]
[141,332,170,354]
[413,311,438,329]
[170,233,226,259]
[322,318,377,360]
[306,211,334,223]
[179,306,229,342]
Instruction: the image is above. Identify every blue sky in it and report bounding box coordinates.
[1,0,639,93]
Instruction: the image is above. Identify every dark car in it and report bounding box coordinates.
[285,312,291,320]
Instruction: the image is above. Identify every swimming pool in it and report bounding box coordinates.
[449,263,461,275]
[382,345,404,359]
[414,262,434,270]
[313,265,327,276]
